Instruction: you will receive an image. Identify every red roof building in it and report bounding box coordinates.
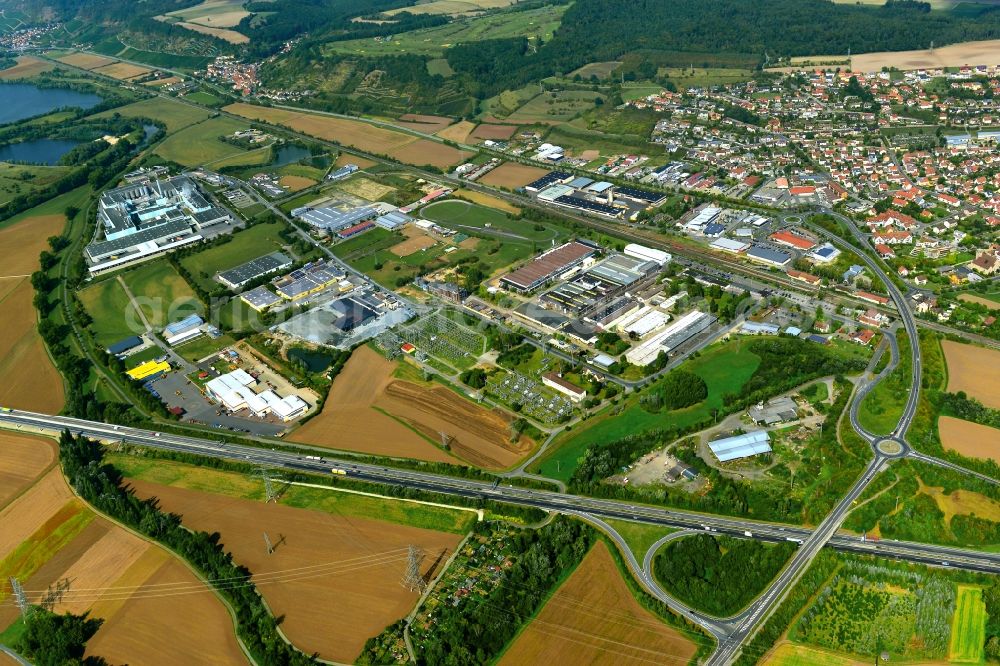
[769,230,817,251]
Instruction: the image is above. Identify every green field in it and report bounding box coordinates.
[0,506,94,590]
[121,259,202,328]
[78,277,143,347]
[173,332,235,363]
[108,454,477,534]
[0,163,72,206]
[603,518,676,562]
[533,339,761,481]
[325,4,568,57]
[92,97,210,133]
[421,199,563,244]
[504,90,604,123]
[949,585,986,663]
[857,333,912,436]
[183,90,224,107]
[155,116,271,167]
[179,221,288,291]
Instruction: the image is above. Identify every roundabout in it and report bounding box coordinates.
[875,438,906,457]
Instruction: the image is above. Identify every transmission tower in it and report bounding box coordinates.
[263,532,274,556]
[9,577,30,619]
[401,545,426,592]
[439,432,451,450]
[258,467,279,503]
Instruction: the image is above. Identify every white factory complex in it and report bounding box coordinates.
[205,369,309,421]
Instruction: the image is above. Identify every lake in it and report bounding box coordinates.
[272,144,311,167]
[287,347,333,372]
[0,138,82,165]
[0,83,102,125]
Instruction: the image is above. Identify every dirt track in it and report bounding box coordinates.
[127,479,461,662]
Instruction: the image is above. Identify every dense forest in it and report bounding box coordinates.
[653,534,796,617]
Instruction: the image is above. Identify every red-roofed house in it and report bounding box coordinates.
[856,290,890,305]
[875,243,895,259]
[850,328,877,345]
[787,269,821,286]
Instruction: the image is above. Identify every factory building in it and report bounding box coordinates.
[624,310,715,366]
[205,369,308,421]
[708,431,772,462]
[218,252,292,290]
[163,314,205,347]
[624,243,671,266]
[746,246,792,267]
[501,240,598,293]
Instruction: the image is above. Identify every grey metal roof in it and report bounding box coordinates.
[709,431,772,462]
[241,286,282,309]
[747,246,791,265]
[85,218,193,261]
[294,205,377,231]
[219,252,292,289]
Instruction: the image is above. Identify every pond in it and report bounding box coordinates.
[0,138,82,165]
[287,347,333,372]
[0,83,101,125]
[272,144,312,167]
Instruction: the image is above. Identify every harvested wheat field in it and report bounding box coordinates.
[127,479,461,662]
[0,280,64,413]
[178,22,249,44]
[500,541,699,666]
[939,416,1000,464]
[455,189,520,214]
[0,432,56,509]
[942,340,1000,409]
[225,103,418,155]
[56,53,117,70]
[396,113,454,133]
[85,552,247,665]
[388,139,473,168]
[374,378,534,470]
[471,123,517,141]
[959,293,999,310]
[0,213,67,275]
[0,464,246,665]
[279,175,316,192]
[436,119,476,143]
[291,347,457,463]
[143,76,182,87]
[93,62,152,80]
[335,153,377,169]
[391,233,437,256]
[478,161,548,189]
[336,176,396,201]
[851,40,1000,73]
[0,56,55,80]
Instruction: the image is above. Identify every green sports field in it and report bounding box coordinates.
[121,259,202,328]
[179,221,289,291]
[949,585,986,663]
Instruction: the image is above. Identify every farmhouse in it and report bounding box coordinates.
[85,176,233,274]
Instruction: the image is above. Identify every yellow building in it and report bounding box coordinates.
[126,360,170,381]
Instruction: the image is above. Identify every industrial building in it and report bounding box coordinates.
[126,359,170,381]
[326,164,359,182]
[107,336,143,357]
[625,310,715,367]
[747,396,799,425]
[218,252,292,290]
[541,372,587,402]
[85,176,233,274]
[501,240,598,292]
[205,369,308,421]
[711,237,751,254]
[273,260,346,300]
[163,314,205,347]
[620,308,670,337]
[769,230,817,251]
[624,243,671,266]
[291,204,378,233]
[740,321,780,335]
[240,285,283,311]
[328,294,379,332]
[525,171,571,192]
[708,431,772,462]
[539,253,659,315]
[375,210,411,231]
[746,246,792,267]
[808,243,841,263]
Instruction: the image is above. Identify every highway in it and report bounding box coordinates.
[2,408,999,577]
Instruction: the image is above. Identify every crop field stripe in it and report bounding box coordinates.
[0,502,93,596]
[949,585,986,663]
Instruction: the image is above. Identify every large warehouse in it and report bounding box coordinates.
[708,431,772,462]
[500,240,599,292]
[205,369,308,421]
[218,252,292,290]
[625,310,715,366]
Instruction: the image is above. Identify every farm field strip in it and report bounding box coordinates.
[938,416,1000,464]
[942,340,1000,409]
[949,585,986,663]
